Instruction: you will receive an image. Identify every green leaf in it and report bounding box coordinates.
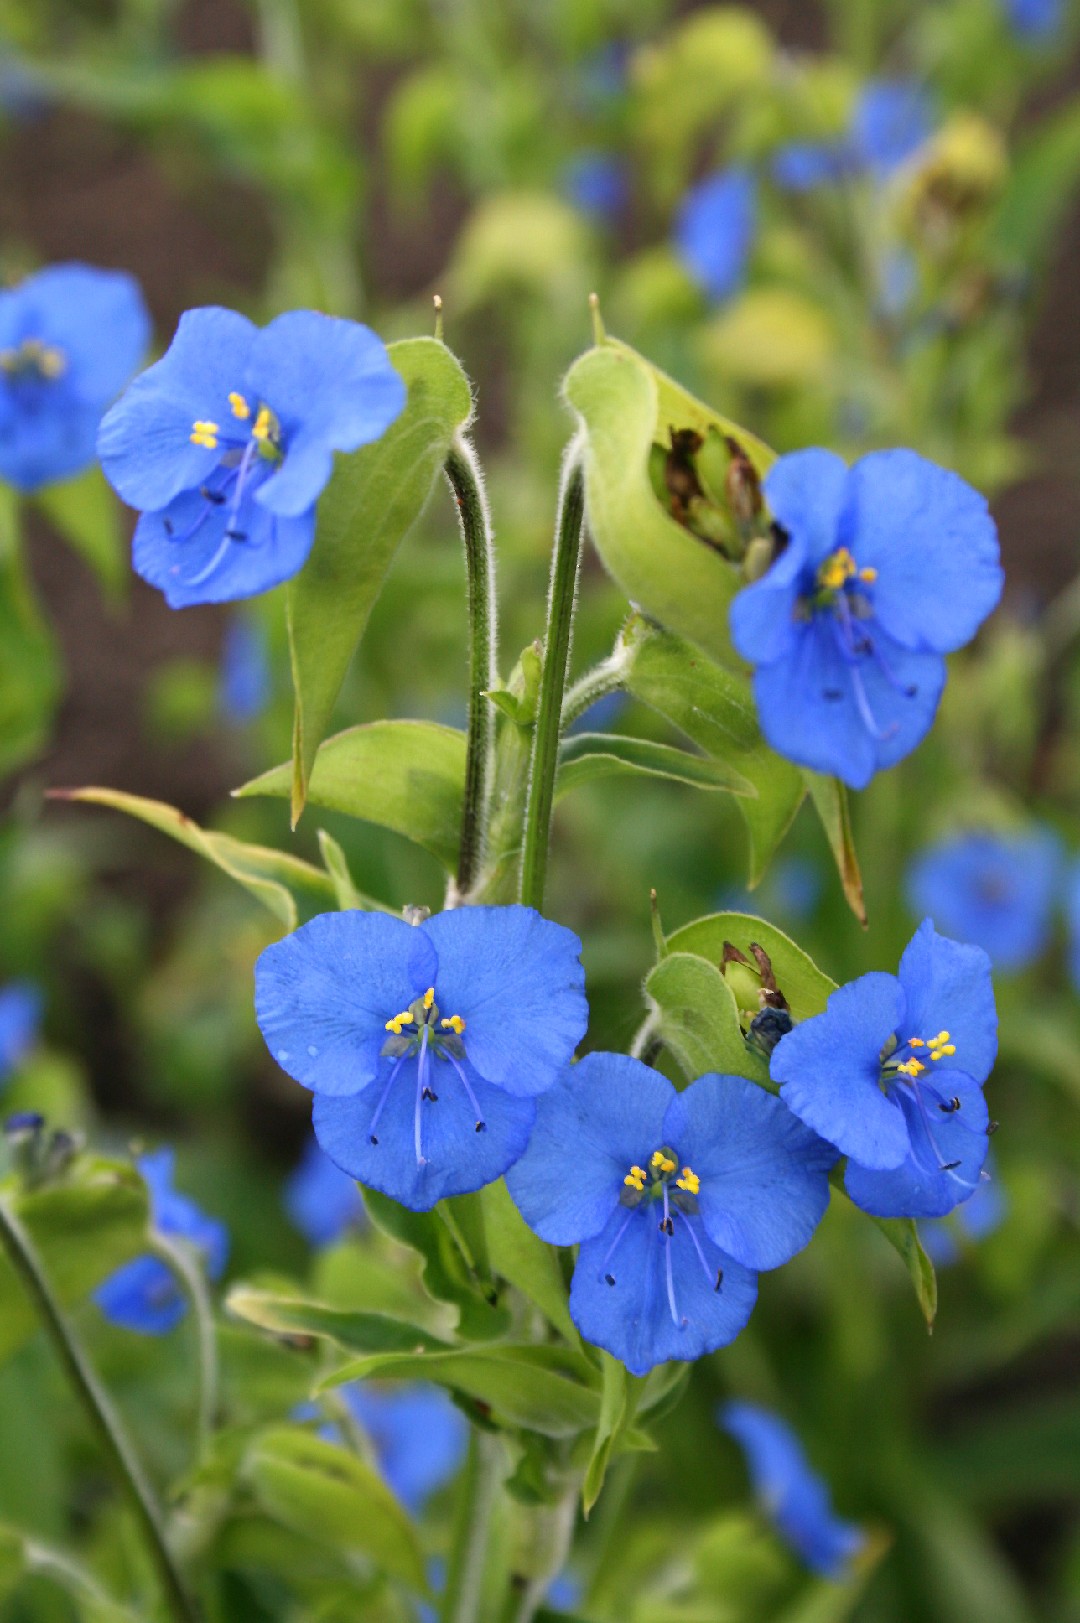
[225,1286,451,1356]
[478,1180,578,1346]
[321,1345,601,1439]
[555,732,753,801]
[243,1426,427,1592]
[34,466,125,602]
[53,788,335,930]
[0,1157,149,1366]
[664,912,837,1024]
[317,829,364,910]
[562,339,773,669]
[0,485,60,778]
[644,952,755,1082]
[990,101,1080,271]
[288,337,473,823]
[870,1215,937,1332]
[583,1351,628,1516]
[621,617,804,884]
[362,1190,510,1341]
[804,772,867,926]
[238,720,466,871]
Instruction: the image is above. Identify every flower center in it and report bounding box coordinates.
[188,392,284,465]
[0,337,66,382]
[880,1029,965,1173]
[609,1146,719,1323]
[815,546,878,599]
[884,1028,957,1080]
[370,988,479,1166]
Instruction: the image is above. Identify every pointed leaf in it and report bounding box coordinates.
[479,1179,578,1345]
[238,720,466,870]
[362,1189,510,1341]
[583,1351,628,1516]
[54,788,335,929]
[644,951,757,1082]
[556,732,753,801]
[226,1286,451,1355]
[869,1214,937,1332]
[805,771,867,926]
[288,336,473,822]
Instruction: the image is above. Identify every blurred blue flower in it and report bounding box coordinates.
[730,448,1002,788]
[877,249,919,321]
[1003,0,1064,40]
[566,688,627,735]
[341,1383,467,1513]
[98,307,405,609]
[256,906,587,1211]
[284,1136,365,1247]
[0,981,42,1083]
[508,1053,834,1375]
[1067,860,1080,990]
[771,141,849,193]
[906,828,1061,972]
[220,615,271,723]
[95,1149,228,1334]
[0,54,50,123]
[772,920,997,1218]
[719,856,823,926]
[851,81,934,176]
[720,1402,865,1578]
[920,1158,1006,1265]
[0,263,149,493]
[563,152,629,221]
[578,42,630,107]
[674,167,757,303]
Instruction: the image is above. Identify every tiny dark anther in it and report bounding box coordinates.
[714,1268,723,1293]
[163,518,174,535]
[422,1087,438,1102]
[659,1216,674,1236]
[605,1273,615,1286]
[988,1119,1000,1135]
[905,685,918,697]
[942,1159,961,1171]
[200,485,226,505]
[939,1096,961,1113]
[475,1120,486,1133]
[823,687,843,701]
[225,528,248,541]
[369,1134,378,1145]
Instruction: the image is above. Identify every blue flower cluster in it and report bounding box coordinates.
[99,307,405,608]
[674,167,758,303]
[96,1149,228,1334]
[0,981,41,1085]
[773,79,934,193]
[0,263,149,493]
[772,920,997,1219]
[907,827,1061,972]
[731,448,1002,787]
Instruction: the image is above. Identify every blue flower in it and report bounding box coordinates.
[906,828,1061,973]
[771,919,997,1218]
[0,263,149,493]
[720,1401,865,1578]
[1003,0,1064,40]
[919,1157,1005,1265]
[674,168,757,303]
[98,307,405,609]
[851,81,934,176]
[284,1136,365,1247]
[95,1149,228,1334]
[255,906,588,1212]
[730,448,1002,788]
[507,1054,835,1376]
[563,152,629,221]
[341,1382,467,1513]
[0,981,41,1083]
[771,141,849,193]
[220,614,271,723]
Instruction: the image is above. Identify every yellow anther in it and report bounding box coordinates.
[384,1009,414,1034]
[908,1037,925,1048]
[190,419,219,449]
[252,404,275,442]
[676,1167,700,1196]
[423,988,435,1011]
[932,1031,950,1045]
[930,1043,955,1061]
[858,566,878,583]
[229,391,250,420]
[38,345,66,379]
[650,1150,676,1174]
[896,1058,925,1077]
[624,1165,646,1191]
[818,547,857,591]
[441,1015,466,1035]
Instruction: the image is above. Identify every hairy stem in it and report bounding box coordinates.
[446,437,498,901]
[0,1198,200,1623]
[441,1429,506,1623]
[149,1232,219,1461]
[560,645,629,731]
[519,450,586,911]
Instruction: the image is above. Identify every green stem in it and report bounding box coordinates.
[500,1482,579,1623]
[445,437,498,901]
[0,1198,200,1623]
[149,1233,218,1461]
[441,1430,506,1623]
[519,450,586,912]
[560,647,628,731]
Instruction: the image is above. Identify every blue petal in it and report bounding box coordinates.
[851,81,934,175]
[312,1055,536,1210]
[750,620,944,789]
[771,141,849,192]
[771,974,910,1169]
[839,450,1002,653]
[905,829,1060,973]
[729,530,810,667]
[0,394,104,492]
[896,919,997,1085]
[249,312,406,517]
[506,1053,675,1246]
[420,907,587,1097]
[18,264,150,405]
[919,1159,1006,1264]
[720,1402,865,1578]
[138,1148,229,1277]
[220,615,272,723]
[95,1255,187,1335]
[132,493,315,608]
[571,1205,757,1376]
[664,1074,837,1271]
[845,1072,988,1218]
[673,167,757,303]
[1005,0,1064,39]
[342,1383,467,1513]
[255,911,438,1099]
[763,448,849,565]
[0,981,42,1080]
[285,1137,365,1247]
[97,307,257,511]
